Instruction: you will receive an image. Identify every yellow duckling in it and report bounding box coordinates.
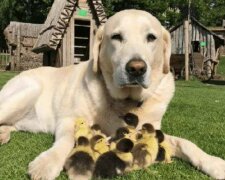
[74,118,92,141]
[93,138,134,179]
[120,113,139,134]
[132,123,158,169]
[155,130,172,163]
[114,138,134,173]
[109,127,130,150]
[119,113,140,144]
[91,124,107,138]
[65,136,95,180]
[91,135,110,160]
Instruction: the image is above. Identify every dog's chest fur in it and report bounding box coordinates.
[91,98,143,136]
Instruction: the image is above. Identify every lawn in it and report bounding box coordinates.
[0,69,225,180]
[218,57,225,77]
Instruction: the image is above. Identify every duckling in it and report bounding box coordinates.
[132,143,151,170]
[114,138,134,172]
[120,113,139,133]
[109,127,129,142]
[121,113,139,129]
[90,124,107,138]
[132,123,158,169]
[93,151,126,179]
[90,134,110,160]
[93,138,134,178]
[65,136,95,180]
[109,127,130,150]
[141,123,155,135]
[74,118,92,141]
[120,113,140,142]
[155,130,172,163]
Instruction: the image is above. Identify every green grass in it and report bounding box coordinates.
[218,57,225,77]
[0,71,225,180]
[0,72,19,88]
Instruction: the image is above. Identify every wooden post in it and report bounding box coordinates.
[16,24,21,71]
[71,16,75,65]
[5,50,7,67]
[9,46,14,71]
[184,20,189,81]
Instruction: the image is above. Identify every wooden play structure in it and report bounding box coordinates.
[32,0,107,67]
[170,17,224,80]
[4,22,44,71]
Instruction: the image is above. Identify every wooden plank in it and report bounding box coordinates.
[199,26,203,56]
[178,26,181,53]
[56,48,60,67]
[66,17,71,66]
[181,25,184,54]
[74,24,90,27]
[74,45,87,48]
[4,50,8,66]
[71,15,76,64]
[175,30,179,54]
[179,25,184,54]
[209,34,212,58]
[75,54,85,56]
[202,30,207,57]
[195,26,200,41]
[193,23,196,41]
[75,37,89,40]
[89,18,96,60]
[17,24,21,71]
[184,20,189,80]
[211,36,215,60]
[206,33,208,57]
[63,30,67,67]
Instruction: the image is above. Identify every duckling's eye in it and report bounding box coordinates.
[147,33,157,42]
[111,33,123,42]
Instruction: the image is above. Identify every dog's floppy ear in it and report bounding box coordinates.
[162,27,171,74]
[93,25,104,73]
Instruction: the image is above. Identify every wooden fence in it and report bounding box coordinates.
[0,50,10,71]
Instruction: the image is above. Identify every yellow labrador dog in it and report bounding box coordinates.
[0,10,224,180]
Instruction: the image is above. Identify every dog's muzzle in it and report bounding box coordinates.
[125,59,148,88]
[126,59,147,77]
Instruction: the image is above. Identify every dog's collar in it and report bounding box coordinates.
[124,98,144,108]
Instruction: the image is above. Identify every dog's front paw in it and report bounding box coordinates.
[0,126,16,145]
[28,151,63,180]
[200,155,225,179]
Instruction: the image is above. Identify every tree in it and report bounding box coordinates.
[0,0,224,49]
[102,0,225,28]
[102,0,171,25]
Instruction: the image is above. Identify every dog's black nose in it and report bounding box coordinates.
[126,59,147,77]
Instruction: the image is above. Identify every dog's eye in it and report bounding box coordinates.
[111,33,123,42]
[147,33,156,42]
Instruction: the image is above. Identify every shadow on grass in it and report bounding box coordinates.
[202,80,225,86]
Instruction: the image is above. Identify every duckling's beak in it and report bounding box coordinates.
[106,136,111,142]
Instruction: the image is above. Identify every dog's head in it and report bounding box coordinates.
[93,10,171,101]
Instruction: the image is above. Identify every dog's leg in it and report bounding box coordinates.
[0,77,41,125]
[28,117,75,180]
[166,135,225,179]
